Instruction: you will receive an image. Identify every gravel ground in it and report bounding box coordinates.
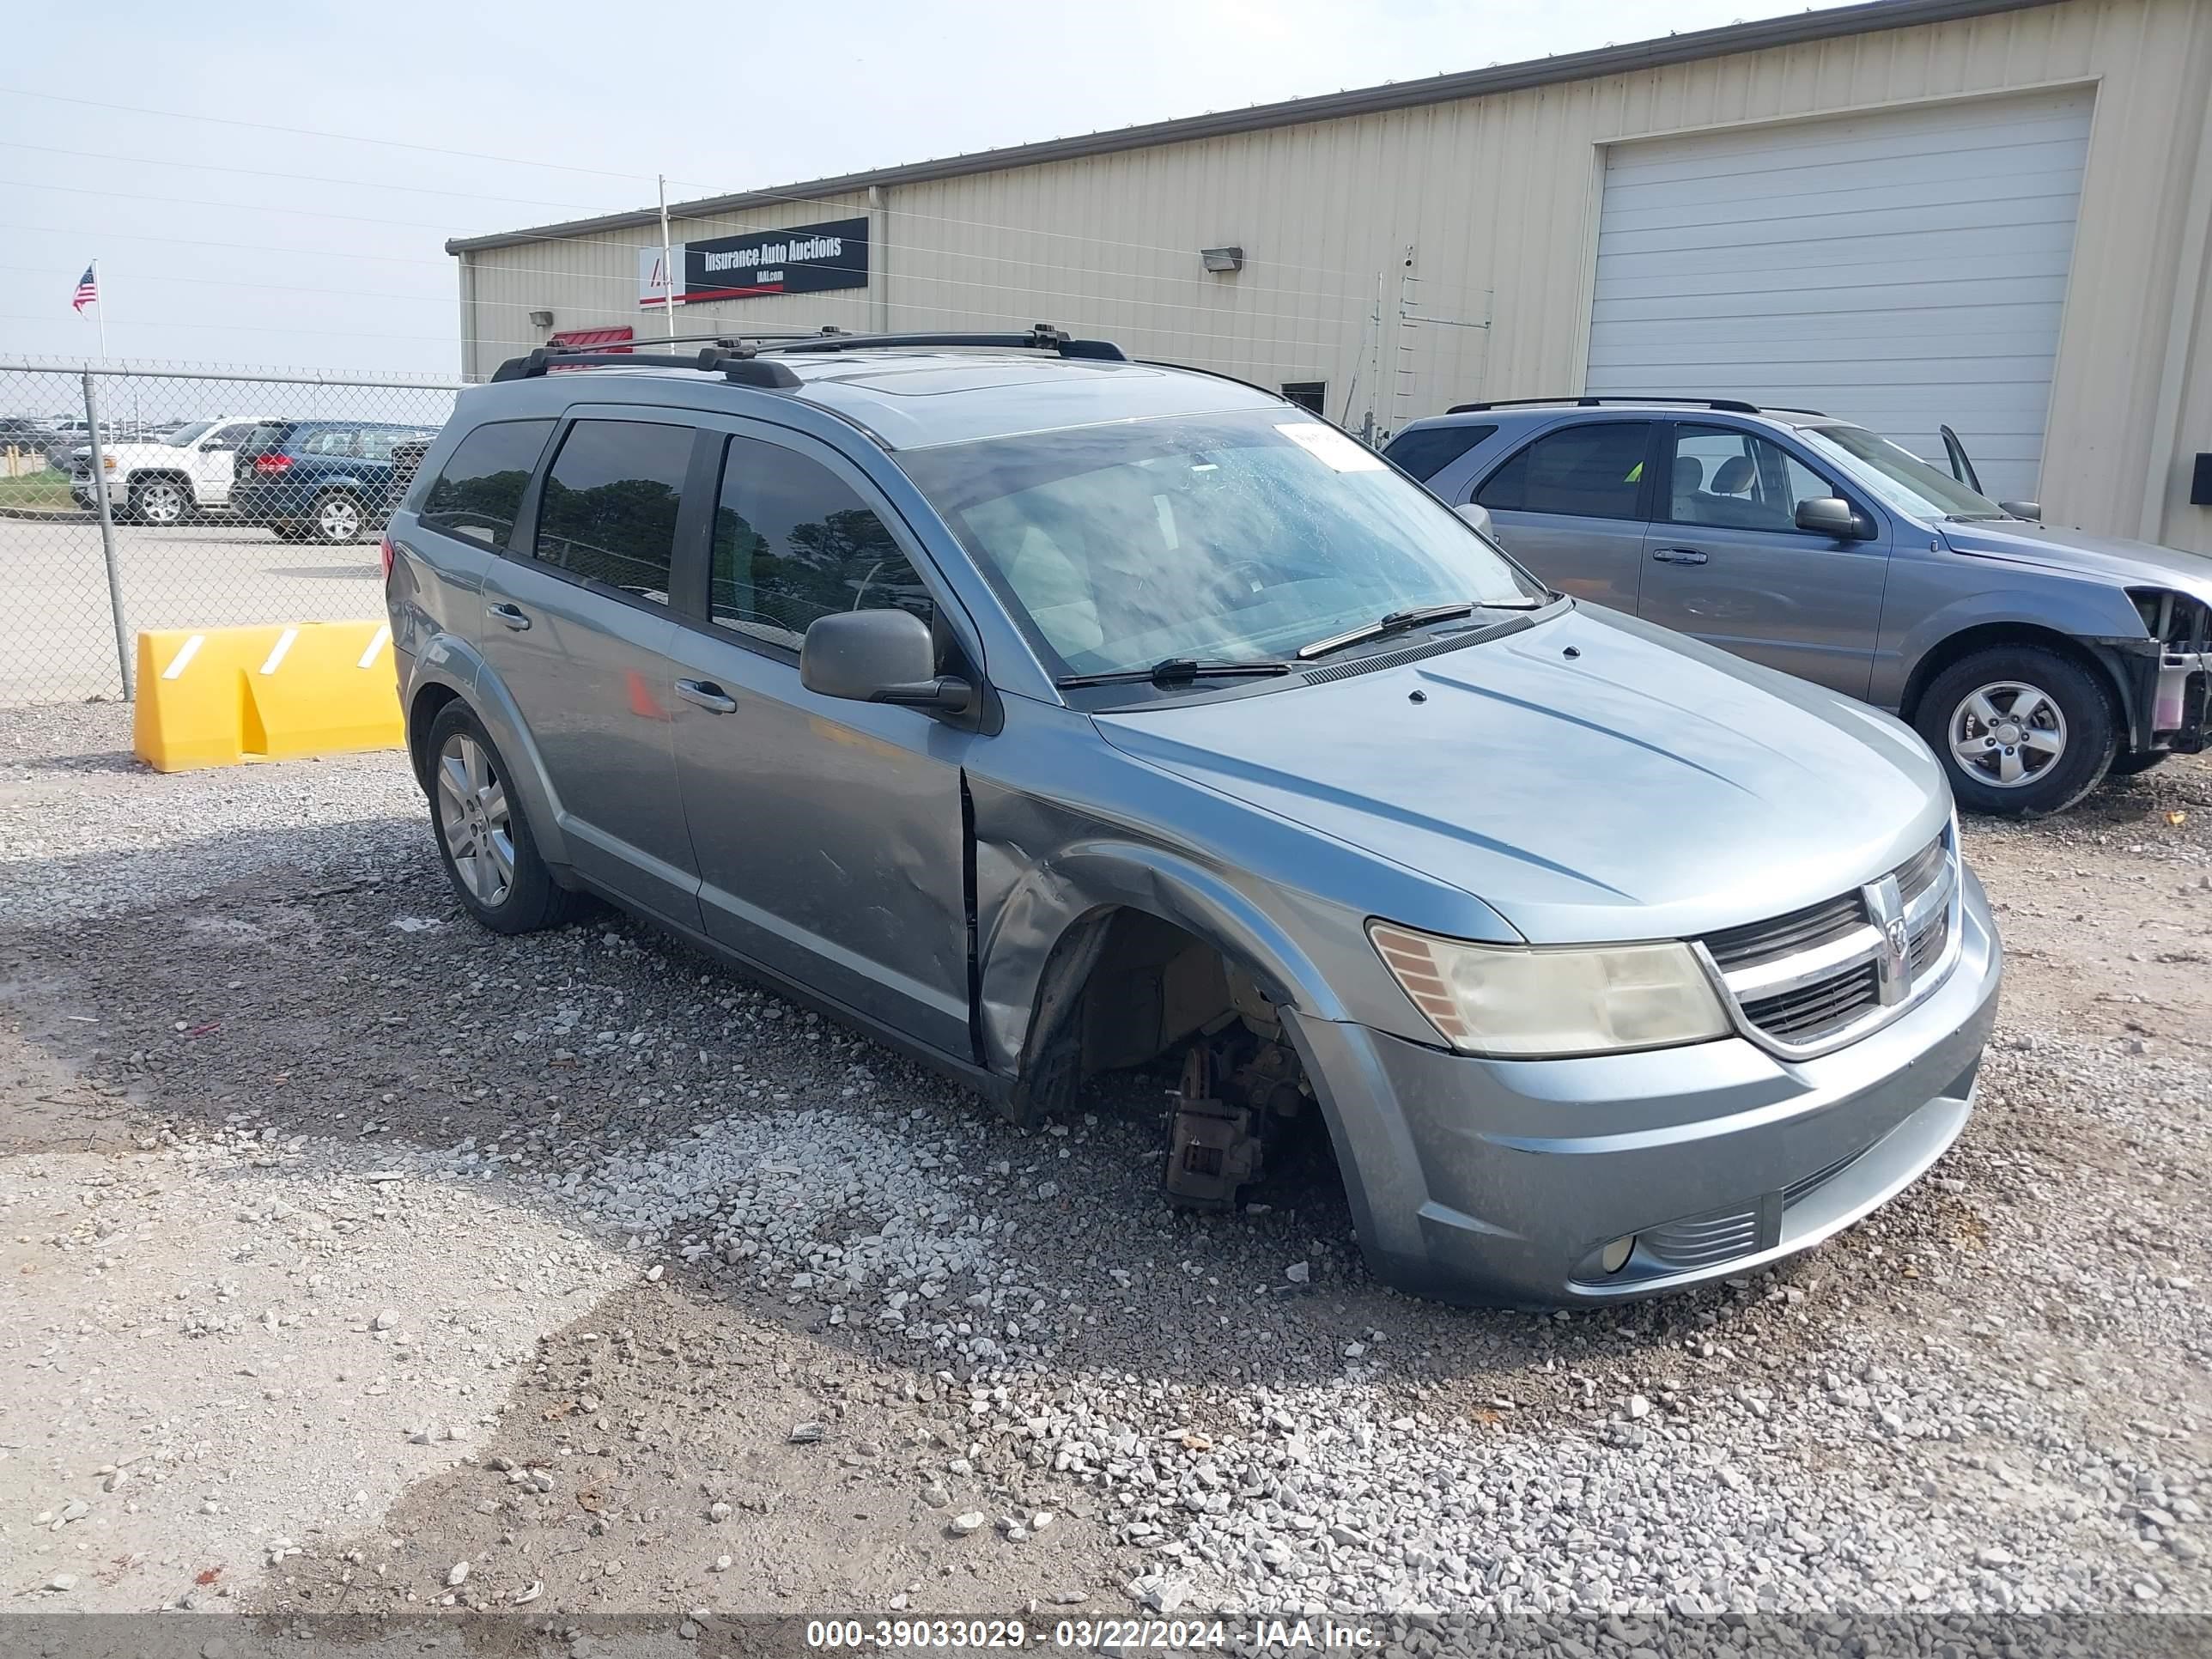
[3,703,2210,1642]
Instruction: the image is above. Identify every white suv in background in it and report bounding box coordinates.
[70,416,271,525]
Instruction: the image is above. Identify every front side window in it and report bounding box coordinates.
[1475,422,1651,520]
[711,436,931,651]
[1382,422,1498,484]
[533,418,690,604]
[1798,423,2008,521]
[897,410,1546,681]
[418,418,554,547]
[165,420,216,448]
[1667,424,1833,532]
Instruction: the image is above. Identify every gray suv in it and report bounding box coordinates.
[1385,398,2212,817]
[382,330,2000,1306]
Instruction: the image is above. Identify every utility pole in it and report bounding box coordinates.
[657,175,677,342]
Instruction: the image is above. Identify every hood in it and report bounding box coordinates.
[1093,605,1951,945]
[1940,520,2212,602]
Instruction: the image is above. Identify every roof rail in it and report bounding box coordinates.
[763,322,1127,362]
[1443,394,1824,416]
[489,344,803,389]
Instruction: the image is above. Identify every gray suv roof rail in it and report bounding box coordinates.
[1443,394,1827,417]
[763,323,1127,362]
[489,344,805,389]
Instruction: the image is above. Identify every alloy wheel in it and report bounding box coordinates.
[315,495,362,541]
[137,480,185,525]
[435,732,514,907]
[1949,680,2067,790]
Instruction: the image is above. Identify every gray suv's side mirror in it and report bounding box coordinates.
[1453,501,1496,538]
[800,609,973,714]
[1999,500,2041,522]
[1795,496,1870,539]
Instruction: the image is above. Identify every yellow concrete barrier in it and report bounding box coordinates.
[131,621,404,773]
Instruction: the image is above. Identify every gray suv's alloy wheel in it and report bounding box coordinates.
[423,702,581,934]
[128,476,189,526]
[1914,645,2116,817]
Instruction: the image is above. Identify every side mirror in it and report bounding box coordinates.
[800,608,972,714]
[1453,501,1496,538]
[1999,500,2041,522]
[1795,496,1869,539]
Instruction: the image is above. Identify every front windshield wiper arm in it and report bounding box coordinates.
[1296,601,1478,662]
[1055,657,1295,690]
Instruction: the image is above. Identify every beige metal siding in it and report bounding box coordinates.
[460,0,2212,550]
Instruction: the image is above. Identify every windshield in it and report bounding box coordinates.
[1797,423,2008,520]
[896,411,1547,681]
[164,420,216,448]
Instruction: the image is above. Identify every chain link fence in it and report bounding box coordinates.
[0,358,467,706]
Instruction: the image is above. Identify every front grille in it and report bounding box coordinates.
[1704,891,1863,972]
[1741,961,1881,1043]
[1702,831,1955,1055]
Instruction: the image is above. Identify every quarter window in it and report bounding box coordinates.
[1475,422,1652,520]
[711,436,931,650]
[1668,424,1832,532]
[418,418,555,547]
[533,419,691,604]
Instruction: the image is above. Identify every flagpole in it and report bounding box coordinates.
[657,177,676,342]
[94,258,106,359]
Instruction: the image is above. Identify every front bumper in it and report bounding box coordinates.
[1293,866,2002,1305]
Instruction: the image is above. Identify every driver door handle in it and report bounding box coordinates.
[486,602,532,630]
[675,678,738,714]
[1650,547,1709,565]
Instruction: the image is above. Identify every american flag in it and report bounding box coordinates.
[71,264,98,313]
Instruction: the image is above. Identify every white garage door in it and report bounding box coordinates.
[1584,89,2093,506]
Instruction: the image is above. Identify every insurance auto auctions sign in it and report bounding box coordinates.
[637,216,869,307]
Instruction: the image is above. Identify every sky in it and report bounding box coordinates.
[1,0,1851,377]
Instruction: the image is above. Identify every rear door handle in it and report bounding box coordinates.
[1650,547,1710,565]
[675,678,738,714]
[486,602,532,630]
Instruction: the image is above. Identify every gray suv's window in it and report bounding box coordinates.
[1667,423,1833,532]
[419,418,555,546]
[534,419,690,605]
[710,435,930,652]
[1382,422,1497,483]
[1476,422,1650,520]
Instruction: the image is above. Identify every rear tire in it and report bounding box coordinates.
[1912,645,2117,817]
[424,702,580,935]
[306,489,367,544]
[2108,750,2170,779]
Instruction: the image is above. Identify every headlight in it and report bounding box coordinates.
[1369,922,1730,1057]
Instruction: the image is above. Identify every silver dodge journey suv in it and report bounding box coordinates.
[381,326,2001,1305]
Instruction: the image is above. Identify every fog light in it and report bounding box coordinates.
[1599,1236,1635,1274]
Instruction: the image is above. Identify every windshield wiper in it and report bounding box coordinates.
[1296,601,1479,662]
[1055,657,1295,690]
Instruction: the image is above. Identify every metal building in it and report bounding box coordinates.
[449,0,2212,553]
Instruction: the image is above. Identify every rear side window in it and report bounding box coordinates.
[711,435,931,650]
[533,419,691,603]
[1382,422,1497,484]
[1476,422,1652,520]
[299,428,360,458]
[418,418,554,547]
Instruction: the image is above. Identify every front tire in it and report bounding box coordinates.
[424,702,580,935]
[1913,645,2117,817]
[127,475,190,526]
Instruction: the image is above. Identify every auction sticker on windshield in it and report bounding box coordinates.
[1275,422,1383,471]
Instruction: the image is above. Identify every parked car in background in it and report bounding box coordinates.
[67,416,270,524]
[230,420,445,544]
[380,329,1999,1307]
[1384,398,2212,817]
